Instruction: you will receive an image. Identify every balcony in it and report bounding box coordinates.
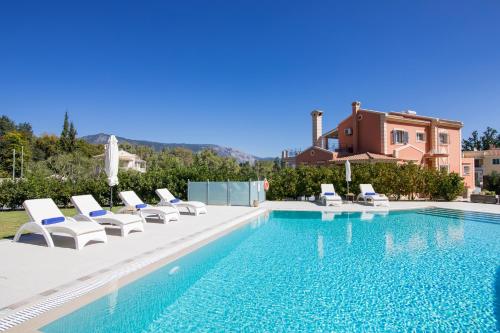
[424,148,449,158]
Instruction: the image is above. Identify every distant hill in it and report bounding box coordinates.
[81,133,272,164]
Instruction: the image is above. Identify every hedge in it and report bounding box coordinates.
[267,163,464,201]
[0,163,465,210]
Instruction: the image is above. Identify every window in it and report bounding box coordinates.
[392,130,409,144]
[439,165,449,172]
[493,158,500,165]
[463,165,470,175]
[416,132,426,142]
[439,133,449,144]
[344,128,353,136]
[474,159,482,168]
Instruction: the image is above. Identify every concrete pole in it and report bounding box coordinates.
[12,149,16,180]
[20,146,24,178]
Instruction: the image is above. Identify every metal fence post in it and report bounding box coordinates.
[206,180,210,205]
[248,180,251,206]
[227,179,230,206]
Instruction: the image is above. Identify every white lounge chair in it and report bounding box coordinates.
[155,188,207,216]
[14,198,107,250]
[320,184,342,206]
[357,184,390,207]
[71,195,144,237]
[118,191,180,224]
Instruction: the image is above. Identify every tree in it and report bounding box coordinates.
[0,131,31,177]
[33,134,60,160]
[16,122,33,140]
[480,127,498,150]
[462,127,499,150]
[462,130,482,151]
[69,122,77,150]
[0,115,16,137]
[59,112,70,152]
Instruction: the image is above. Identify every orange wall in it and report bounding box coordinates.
[441,126,462,174]
[337,115,354,152]
[461,157,475,189]
[385,121,429,162]
[295,147,334,165]
[357,111,383,154]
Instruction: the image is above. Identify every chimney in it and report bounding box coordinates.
[352,101,361,114]
[311,110,324,147]
[351,101,361,153]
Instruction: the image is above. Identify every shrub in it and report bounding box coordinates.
[0,162,468,210]
[436,172,465,201]
[484,171,500,195]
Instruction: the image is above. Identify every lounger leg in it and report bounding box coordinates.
[74,231,107,250]
[13,222,55,248]
[120,222,145,237]
[120,225,127,237]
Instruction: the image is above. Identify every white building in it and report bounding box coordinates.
[94,149,146,173]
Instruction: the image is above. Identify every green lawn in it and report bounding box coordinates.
[0,206,123,239]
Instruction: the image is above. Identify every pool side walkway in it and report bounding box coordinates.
[262,200,500,214]
[0,201,499,331]
[0,206,261,319]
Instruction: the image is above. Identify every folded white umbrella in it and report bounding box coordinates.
[345,160,351,194]
[105,135,119,209]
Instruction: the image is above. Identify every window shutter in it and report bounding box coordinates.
[403,131,409,144]
[392,130,396,144]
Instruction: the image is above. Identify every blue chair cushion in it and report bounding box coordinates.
[135,203,147,209]
[365,192,377,195]
[324,192,335,196]
[90,210,107,217]
[41,216,65,225]
[170,198,181,203]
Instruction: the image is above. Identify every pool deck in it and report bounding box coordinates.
[262,199,500,214]
[0,200,499,331]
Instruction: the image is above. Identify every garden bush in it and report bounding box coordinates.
[483,171,500,195]
[0,162,466,210]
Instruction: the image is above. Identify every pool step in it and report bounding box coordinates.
[417,208,500,225]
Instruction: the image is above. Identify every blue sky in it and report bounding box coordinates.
[1,1,499,157]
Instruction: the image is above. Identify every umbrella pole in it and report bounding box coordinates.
[110,186,113,211]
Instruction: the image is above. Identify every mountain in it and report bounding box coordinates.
[81,133,271,164]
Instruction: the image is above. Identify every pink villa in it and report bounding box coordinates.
[282,101,475,192]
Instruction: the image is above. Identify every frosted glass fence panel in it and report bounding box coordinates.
[249,182,258,205]
[208,182,228,205]
[249,181,266,205]
[188,181,266,206]
[229,182,250,206]
[188,182,207,203]
[258,181,266,202]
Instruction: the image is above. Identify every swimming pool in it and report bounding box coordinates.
[42,208,500,332]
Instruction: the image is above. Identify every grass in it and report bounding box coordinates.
[0,206,123,239]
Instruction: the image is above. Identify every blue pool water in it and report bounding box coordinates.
[42,209,500,332]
